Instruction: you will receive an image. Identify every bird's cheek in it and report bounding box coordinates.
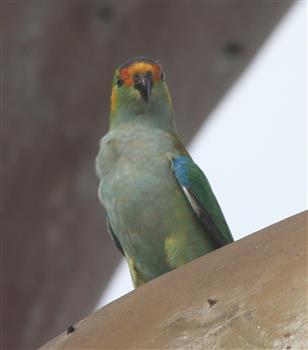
[130,88,142,102]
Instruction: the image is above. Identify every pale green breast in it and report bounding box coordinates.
[96,124,216,284]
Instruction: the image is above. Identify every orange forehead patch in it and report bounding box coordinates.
[120,62,161,86]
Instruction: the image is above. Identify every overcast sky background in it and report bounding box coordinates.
[97,2,307,309]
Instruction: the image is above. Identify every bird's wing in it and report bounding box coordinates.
[172,156,233,246]
[106,214,125,256]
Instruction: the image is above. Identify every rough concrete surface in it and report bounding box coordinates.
[41,211,308,350]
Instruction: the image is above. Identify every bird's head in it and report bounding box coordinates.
[109,57,174,130]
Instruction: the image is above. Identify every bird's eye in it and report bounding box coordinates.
[116,78,123,87]
[161,72,165,81]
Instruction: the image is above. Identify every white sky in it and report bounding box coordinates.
[97,2,307,309]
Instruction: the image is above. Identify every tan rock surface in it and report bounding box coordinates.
[41,211,308,349]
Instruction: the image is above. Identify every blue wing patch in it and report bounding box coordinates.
[172,156,233,246]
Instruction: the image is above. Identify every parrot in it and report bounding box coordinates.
[96,57,234,288]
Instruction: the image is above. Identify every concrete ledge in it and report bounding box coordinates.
[41,211,307,349]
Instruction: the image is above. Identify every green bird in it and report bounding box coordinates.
[96,57,233,287]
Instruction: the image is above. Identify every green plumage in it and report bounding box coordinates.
[96,57,233,287]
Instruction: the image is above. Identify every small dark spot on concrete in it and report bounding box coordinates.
[207,298,217,308]
[223,40,242,57]
[96,4,115,22]
[283,332,292,338]
[67,325,75,335]
[244,310,253,321]
[286,346,291,349]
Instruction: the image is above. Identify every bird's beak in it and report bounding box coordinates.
[134,74,153,103]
